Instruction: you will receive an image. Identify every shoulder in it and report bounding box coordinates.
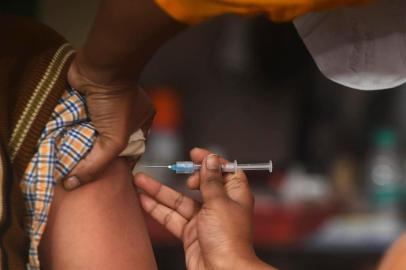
[0,14,68,58]
[0,14,74,175]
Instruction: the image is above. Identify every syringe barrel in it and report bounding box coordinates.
[222,160,273,173]
[238,162,273,172]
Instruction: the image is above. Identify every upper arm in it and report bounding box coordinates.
[39,158,157,270]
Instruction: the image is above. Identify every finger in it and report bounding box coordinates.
[186,172,199,190]
[63,137,122,190]
[139,194,187,239]
[190,148,212,164]
[224,170,254,209]
[188,148,227,190]
[190,147,228,165]
[187,147,205,190]
[134,173,199,220]
[199,155,227,202]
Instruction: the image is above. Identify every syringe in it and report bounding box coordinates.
[143,160,273,174]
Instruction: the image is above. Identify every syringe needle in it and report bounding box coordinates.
[142,165,170,168]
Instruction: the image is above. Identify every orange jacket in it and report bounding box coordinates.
[155,0,373,23]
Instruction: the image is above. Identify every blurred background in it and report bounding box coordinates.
[4,1,406,269]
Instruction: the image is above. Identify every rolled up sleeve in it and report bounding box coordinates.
[154,0,374,23]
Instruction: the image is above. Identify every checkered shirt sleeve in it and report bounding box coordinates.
[21,87,96,269]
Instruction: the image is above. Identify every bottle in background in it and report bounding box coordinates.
[366,129,404,210]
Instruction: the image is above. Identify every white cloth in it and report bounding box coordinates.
[294,0,406,90]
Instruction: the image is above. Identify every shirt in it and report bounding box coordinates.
[21,87,96,269]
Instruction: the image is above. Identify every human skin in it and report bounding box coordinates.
[134,148,275,270]
[39,158,157,270]
[63,0,374,190]
[136,148,406,270]
[64,0,184,189]
[378,233,406,270]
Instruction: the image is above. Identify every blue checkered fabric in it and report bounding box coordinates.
[21,87,96,269]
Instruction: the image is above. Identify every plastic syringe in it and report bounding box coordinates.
[144,160,272,174]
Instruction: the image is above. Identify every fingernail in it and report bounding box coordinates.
[206,154,220,171]
[64,176,80,190]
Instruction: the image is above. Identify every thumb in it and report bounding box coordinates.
[199,154,227,202]
[62,136,123,190]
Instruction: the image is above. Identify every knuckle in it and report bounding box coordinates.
[163,210,175,226]
[103,135,128,152]
[209,197,228,206]
[204,175,223,185]
[147,201,159,215]
[115,135,129,149]
[74,165,97,184]
[153,182,163,198]
[181,223,193,241]
[174,193,185,211]
[226,176,243,191]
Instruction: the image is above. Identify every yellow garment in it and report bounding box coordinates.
[155,0,374,23]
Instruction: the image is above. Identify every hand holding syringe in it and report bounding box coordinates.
[144,160,273,174]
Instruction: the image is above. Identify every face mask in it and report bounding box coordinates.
[294,0,406,90]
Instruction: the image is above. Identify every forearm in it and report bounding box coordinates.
[78,0,185,85]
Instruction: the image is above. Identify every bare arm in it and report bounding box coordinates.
[40,158,157,270]
[76,0,185,85]
[64,0,185,189]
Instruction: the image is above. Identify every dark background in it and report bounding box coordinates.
[4,1,406,269]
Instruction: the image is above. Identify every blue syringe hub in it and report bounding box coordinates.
[169,161,201,174]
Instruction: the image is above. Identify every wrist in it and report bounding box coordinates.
[72,50,136,88]
[69,54,139,96]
